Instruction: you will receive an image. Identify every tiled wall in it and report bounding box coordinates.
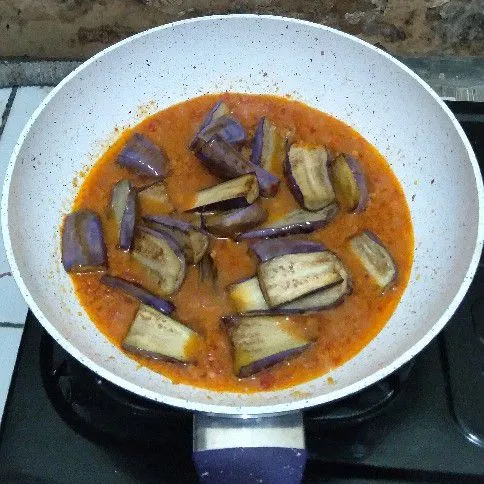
[0,86,52,420]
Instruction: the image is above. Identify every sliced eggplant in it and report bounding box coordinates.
[257,251,343,307]
[132,226,186,295]
[280,260,351,312]
[185,174,259,212]
[196,100,230,134]
[196,114,246,145]
[138,182,174,212]
[143,215,208,264]
[249,238,326,263]
[227,265,351,315]
[285,145,335,211]
[202,204,267,238]
[116,133,168,178]
[62,210,107,273]
[229,315,312,377]
[193,135,280,197]
[122,304,196,363]
[238,203,339,240]
[100,274,175,314]
[251,117,282,172]
[111,179,137,251]
[350,231,397,290]
[329,154,368,212]
[198,252,218,287]
[228,277,270,313]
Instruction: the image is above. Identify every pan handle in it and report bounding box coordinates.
[193,412,307,484]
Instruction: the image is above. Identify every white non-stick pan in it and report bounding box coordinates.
[2,15,482,483]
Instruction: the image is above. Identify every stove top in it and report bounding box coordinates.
[0,101,483,483]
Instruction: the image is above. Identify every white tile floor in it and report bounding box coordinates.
[0,86,52,420]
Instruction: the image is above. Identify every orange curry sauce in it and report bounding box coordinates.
[71,93,414,392]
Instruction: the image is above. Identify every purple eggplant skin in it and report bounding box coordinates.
[116,133,168,178]
[285,145,336,211]
[185,174,260,212]
[237,203,339,240]
[193,135,249,178]
[197,101,230,134]
[239,346,310,378]
[132,226,186,295]
[202,204,268,238]
[350,230,397,291]
[250,117,266,166]
[62,210,107,273]
[143,214,201,233]
[329,154,369,212]
[143,215,209,264]
[249,238,326,263]
[193,135,280,197]
[111,180,137,251]
[100,274,175,314]
[195,114,246,146]
[228,315,312,377]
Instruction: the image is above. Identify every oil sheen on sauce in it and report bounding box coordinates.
[71,93,414,393]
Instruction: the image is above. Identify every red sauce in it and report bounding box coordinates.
[70,93,414,393]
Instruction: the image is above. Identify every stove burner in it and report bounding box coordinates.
[40,331,191,446]
[40,326,413,442]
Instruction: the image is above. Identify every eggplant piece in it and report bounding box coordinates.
[193,136,280,197]
[229,315,312,377]
[138,182,174,212]
[122,304,196,363]
[285,145,335,211]
[100,274,175,314]
[132,226,186,295]
[198,252,218,287]
[111,179,137,251]
[350,231,397,290]
[257,251,343,307]
[62,210,107,273]
[249,238,326,263]
[185,174,259,212]
[143,215,208,264]
[228,277,270,313]
[280,260,351,312]
[227,261,351,314]
[251,117,282,172]
[202,204,267,238]
[195,114,246,146]
[238,203,339,239]
[196,100,230,134]
[116,133,168,178]
[329,154,368,212]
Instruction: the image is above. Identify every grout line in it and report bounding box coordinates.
[0,322,24,329]
[0,86,17,140]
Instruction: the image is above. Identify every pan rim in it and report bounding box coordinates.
[2,14,483,415]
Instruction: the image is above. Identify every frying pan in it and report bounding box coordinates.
[2,15,482,483]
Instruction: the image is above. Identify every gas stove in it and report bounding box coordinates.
[0,100,482,483]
